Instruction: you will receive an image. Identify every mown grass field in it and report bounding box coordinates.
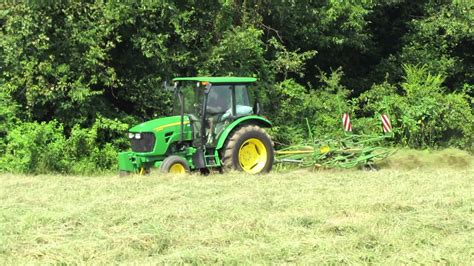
[0,150,473,264]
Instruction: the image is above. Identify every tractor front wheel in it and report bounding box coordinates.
[160,156,190,174]
[222,125,274,174]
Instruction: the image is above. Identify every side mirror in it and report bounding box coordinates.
[163,81,170,91]
[253,101,261,115]
[163,81,177,91]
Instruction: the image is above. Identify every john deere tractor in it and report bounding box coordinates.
[118,77,274,175]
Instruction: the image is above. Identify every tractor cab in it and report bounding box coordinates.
[118,76,274,175]
[171,77,257,147]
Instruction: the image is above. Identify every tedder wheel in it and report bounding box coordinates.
[222,124,274,174]
[160,156,190,174]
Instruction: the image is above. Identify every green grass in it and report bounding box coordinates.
[0,150,473,264]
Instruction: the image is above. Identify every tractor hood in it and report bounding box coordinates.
[129,115,190,133]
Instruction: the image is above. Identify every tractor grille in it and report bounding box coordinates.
[131,133,155,153]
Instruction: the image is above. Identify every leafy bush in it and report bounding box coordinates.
[0,91,18,155]
[201,27,269,78]
[273,65,472,151]
[0,118,129,174]
[0,121,68,173]
[357,65,473,150]
[270,69,352,146]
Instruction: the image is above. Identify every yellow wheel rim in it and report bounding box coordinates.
[238,138,268,174]
[169,163,186,174]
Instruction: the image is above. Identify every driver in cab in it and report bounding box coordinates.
[205,87,231,144]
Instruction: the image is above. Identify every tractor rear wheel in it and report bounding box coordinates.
[222,125,274,174]
[160,156,190,174]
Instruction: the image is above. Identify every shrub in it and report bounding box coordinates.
[357,65,473,150]
[0,118,129,174]
[0,121,68,173]
[0,91,18,155]
[270,69,352,146]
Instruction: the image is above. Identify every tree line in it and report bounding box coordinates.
[0,1,472,173]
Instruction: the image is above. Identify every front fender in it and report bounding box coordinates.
[215,115,272,150]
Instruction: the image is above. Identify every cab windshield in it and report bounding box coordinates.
[173,81,254,146]
[172,82,207,119]
[173,82,253,119]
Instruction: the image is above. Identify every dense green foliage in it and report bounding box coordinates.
[0,1,472,173]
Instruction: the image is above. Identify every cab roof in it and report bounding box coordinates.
[173,77,257,83]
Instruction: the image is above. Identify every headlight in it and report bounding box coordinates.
[128,132,134,139]
[135,133,141,139]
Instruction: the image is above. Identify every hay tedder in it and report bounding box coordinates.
[118,77,393,175]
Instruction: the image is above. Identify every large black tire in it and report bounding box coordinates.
[222,124,274,174]
[160,156,190,174]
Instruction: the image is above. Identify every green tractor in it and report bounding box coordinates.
[118,77,274,175]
